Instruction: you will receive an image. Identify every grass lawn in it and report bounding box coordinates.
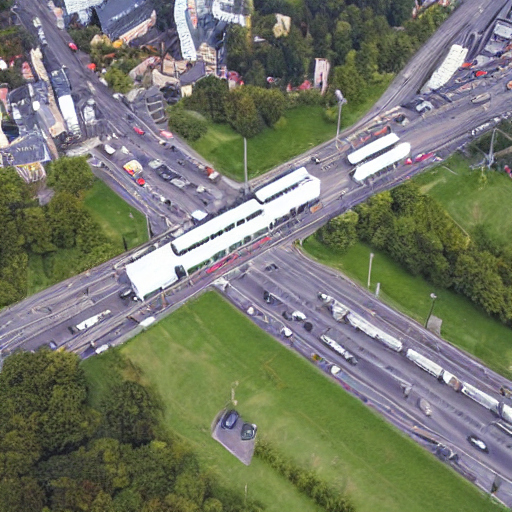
[191,77,393,181]
[27,180,148,296]
[414,154,512,250]
[83,179,148,251]
[303,237,512,379]
[82,292,501,512]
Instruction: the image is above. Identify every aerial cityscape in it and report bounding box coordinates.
[1,0,512,511]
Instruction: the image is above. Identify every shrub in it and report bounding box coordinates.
[167,107,208,141]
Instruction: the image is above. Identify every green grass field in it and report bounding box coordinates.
[414,154,512,250]
[82,292,501,512]
[191,78,393,181]
[302,237,512,379]
[27,180,148,296]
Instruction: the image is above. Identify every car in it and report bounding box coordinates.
[126,113,135,121]
[221,409,239,429]
[311,156,320,164]
[414,152,434,163]
[291,311,306,321]
[133,126,145,135]
[263,291,275,304]
[405,157,413,165]
[95,344,110,355]
[33,17,42,28]
[241,423,257,441]
[68,42,78,52]
[343,351,358,366]
[119,288,134,300]
[281,327,293,338]
[206,254,239,274]
[265,263,278,271]
[474,70,487,78]
[303,321,313,332]
[49,340,58,351]
[136,177,145,187]
[330,365,341,375]
[160,129,174,139]
[103,144,116,155]
[113,93,123,100]
[282,310,293,321]
[467,435,488,453]
[418,398,432,416]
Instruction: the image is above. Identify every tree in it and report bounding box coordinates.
[167,107,208,141]
[100,381,160,446]
[245,60,267,88]
[330,50,366,104]
[225,89,263,138]
[185,76,229,123]
[332,21,352,65]
[225,25,252,74]
[46,156,94,197]
[248,87,285,127]
[0,477,45,512]
[19,207,56,255]
[318,210,359,253]
[47,192,84,249]
[105,66,133,94]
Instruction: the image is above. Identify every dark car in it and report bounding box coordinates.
[303,322,313,332]
[282,310,293,321]
[241,423,257,441]
[221,410,239,429]
[467,435,488,453]
[263,291,275,304]
[119,288,134,300]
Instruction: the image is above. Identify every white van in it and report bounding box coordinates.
[104,144,116,155]
[95,344,110,355]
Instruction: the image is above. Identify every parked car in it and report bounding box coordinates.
[68,42,78,52]
[303,322,313,332]
[263,291,275,304]
[133,126,145,135]
[241,423,257,441]
[291,311,306,321]
[282,310,293,321]
[33,17,42,27]
[103,144,116,155]
[118,288,134,300]
[467,435,488,453]
[414,152,434,163]
[311,156,320,164]
[136,177,145,187]
[160,129,173,139]
[474,70,487,78]
[95,344,110,355]
[281,327,293,338]
[418,398,432,416]
[221,410,239,429]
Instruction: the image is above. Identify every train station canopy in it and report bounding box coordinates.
[126,244,178,299]
[353,143,410,182]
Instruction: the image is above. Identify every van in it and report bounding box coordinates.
[291,311,306,321]
[104,144,116,155]
[95,344,110,355]
[118,287,133,299]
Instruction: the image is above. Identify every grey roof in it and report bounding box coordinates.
[1,131,51,166]
[179,60,206,86]
[50,68,71,98]
[95,0,154,41]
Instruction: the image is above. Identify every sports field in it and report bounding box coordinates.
[82,292,501,512]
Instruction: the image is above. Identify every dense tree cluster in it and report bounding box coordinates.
[319,182,512,324]
[0,158,116,308]
[226,1,449,101]
[255,439,354,512]
[0,349,264,512]
[170,76,286,139]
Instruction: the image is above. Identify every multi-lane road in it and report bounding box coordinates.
[4,0,512,504]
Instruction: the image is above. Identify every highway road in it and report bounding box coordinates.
[4,0,512,503]
[217,245,512,503]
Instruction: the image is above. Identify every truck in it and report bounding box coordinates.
[471,93,491,104]
[206,166,221,183]
[71,309,111,336]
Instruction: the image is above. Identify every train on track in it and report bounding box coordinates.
[126,167,321,299]
[318,293,512,426]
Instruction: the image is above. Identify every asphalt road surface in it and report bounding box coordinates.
[5,0,512,504]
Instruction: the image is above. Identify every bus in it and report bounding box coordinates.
[348,133,400,166]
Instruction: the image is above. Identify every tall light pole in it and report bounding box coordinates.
[367,252,374,289]
[335,89,347,150]
[425,293,437,328]
[243,137,249,195]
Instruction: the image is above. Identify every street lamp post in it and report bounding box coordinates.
[335,89,347,150]
[367,252,374,289]
[425,293,437,328]
[243,137,249,196]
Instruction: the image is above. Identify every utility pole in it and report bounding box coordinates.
[425,293,437,328]
[244,137,249,195]
[335,90,347,150]
[367,252,374,289]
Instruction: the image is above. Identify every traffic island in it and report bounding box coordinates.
[212,409,257,465]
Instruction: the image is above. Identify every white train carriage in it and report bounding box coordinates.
[405,349,444,379]
[461,383,500,414]
[346,312,403,352]
[501,403,512,424]
[126,168,321,299]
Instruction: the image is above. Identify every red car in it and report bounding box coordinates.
[133,126,145,135]
[405,158,413,165]
[68,42,78,52]
[123,167,135,176]
[136,177,145,187]
[474,70,487,78]
[159,129,173,139]
[206,254,239,274]
[414,152,434,163]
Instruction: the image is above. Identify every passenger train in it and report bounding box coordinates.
[126,167,321,299]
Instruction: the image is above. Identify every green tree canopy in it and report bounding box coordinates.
[46,156,94,197]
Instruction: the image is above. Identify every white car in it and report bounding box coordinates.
[291,311,306,321]
[103,144,116,155]
[281,327,293,338]
[33,17,42,28]
[95,344,110,355]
